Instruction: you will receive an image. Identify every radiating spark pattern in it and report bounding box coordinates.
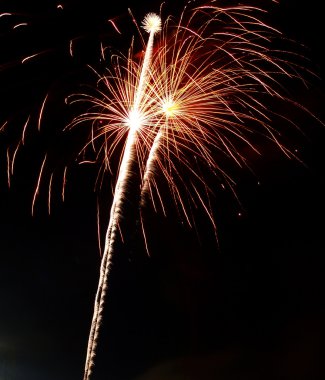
[65,4,318,377]
[64,3,318,377]
[138,4,307,240]
[142,12,162,34]
[1,1,319,379]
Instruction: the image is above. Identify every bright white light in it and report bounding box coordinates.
[142,13,161,34]
[162,98,179,118]
[126,109,144,131]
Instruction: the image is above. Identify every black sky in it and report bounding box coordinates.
[1,1,325,379]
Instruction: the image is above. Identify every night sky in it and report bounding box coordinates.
[1,1,325,379]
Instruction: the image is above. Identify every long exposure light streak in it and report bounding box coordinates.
[81,13,161,380]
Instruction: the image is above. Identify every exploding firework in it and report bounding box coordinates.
[65,2,321,378]
[1,1,322,379]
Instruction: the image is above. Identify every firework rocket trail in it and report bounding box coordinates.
[82,13,161,380]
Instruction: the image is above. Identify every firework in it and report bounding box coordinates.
[72,13,162,380]
[68,3,321,377]
[1,1,320,379]
[66,2,319,377]
[137,3,311,250]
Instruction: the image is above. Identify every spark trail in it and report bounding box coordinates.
[138,3,311,246]
[82,13,161,380]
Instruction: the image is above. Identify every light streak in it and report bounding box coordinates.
[108,19,122,35]
[21,116,30,145]
[32,154,47,216]
[81,13,161,380]
[0,121,8,133]
[62,166,67,202]
[96,199,102,257]
[69,40,74,57]
[38,94,49,131]
[0,13,12,18]
[6,148,11,188]
[5,142,21,187]
[11,141,21,176]
[21,53,43,64]
[13,23,28,29]
[48,173,54,215]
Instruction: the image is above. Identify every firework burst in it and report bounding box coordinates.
[64,3,321,377]
[64,2,321,377]
[1,1,321,379]
[135,3,313,250]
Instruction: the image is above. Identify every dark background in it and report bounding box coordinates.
[1,1,325,379]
